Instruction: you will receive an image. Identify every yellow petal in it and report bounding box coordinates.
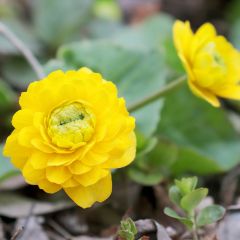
[64,173,112,208]
[73,168,109,187]
[195,23,216,41]
[62,178,79,188]
[31,139,55,153]
[12,109,34,129]
[22,161,45,184]
[29,152,48,169]
[178,53,195,81]
[11,157,27,170]
[4,132,30,169]
[173,21,193,58]
[188,80,220,107]
[78,67,93,74]
[47,152,77,167]
[81,151,109,166]
[216,85,240,100]
[68,161,91,175]
[191,23,217,60]
[18,126,38,147]
[100,132,136,169]
[38,179,61,193]
[46,166,72,184]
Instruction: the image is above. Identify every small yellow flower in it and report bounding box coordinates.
[4,68,136,208]
[173,20,240,107]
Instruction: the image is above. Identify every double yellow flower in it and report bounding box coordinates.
[4,68,136,208]
[174,21,240,107]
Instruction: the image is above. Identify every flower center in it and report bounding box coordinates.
[204,42,226,68]
[48,102,95,149]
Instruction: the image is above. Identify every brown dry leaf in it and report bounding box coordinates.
[14,217,48,240]
[0,193,74,218]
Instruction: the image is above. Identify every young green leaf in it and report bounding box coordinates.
[175,177,198,196]
[169,185,181,205]
[164,207,193,228]
[127,218,137,235]
[118,218,137,240]
[118,230,134,240]
[196,205,225,227]
[180,188,208,213]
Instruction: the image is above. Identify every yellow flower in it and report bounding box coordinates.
[4,68,136,208]
[173,20,240,107]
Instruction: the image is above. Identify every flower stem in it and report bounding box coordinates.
[0,22,45,79]
[128,75,186,112]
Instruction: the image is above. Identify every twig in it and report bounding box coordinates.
[0,22,45,79]
[128,75,186,112]
[10,227,24,240]
[19,203,36,239]
[220,164,240,206]
[11,203,36,240]
[48,219,73,240]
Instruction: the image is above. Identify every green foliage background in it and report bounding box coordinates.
[1,0,240,186]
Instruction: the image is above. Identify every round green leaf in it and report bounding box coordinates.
[196,205,225,227]
[180,188,208,213]
[169,185,181,205]
[164,207,193,228]
[158,85,240,173]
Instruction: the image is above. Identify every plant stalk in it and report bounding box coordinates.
[0,22,45,79]
[191,212,199,240]
[128,75,186,112]
[192,228,199,240]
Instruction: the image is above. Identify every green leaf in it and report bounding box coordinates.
[136,133,157,155]
[196,205,225,227]
[0,79,17,112]
[226,0,240,24]
[118,218,137,240]
[32,0,94,47]
[230,18,240,50]
[126,218,137,235]
[128,141,177,185]
[80,19,123,39]
[2,57,37,88]
[44,59,72,75]
[163,38,184,74]
[93,0,122,21]
[158,85,240,173]
[118,230,134,240]
[169,185,181,206]
[180,188,208,213]
[175,177,198,196]
[128,167,163,186]
[0,145,19,181]
[171,147,222,176]
[111,14,174,52]
[164,207,193,228]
